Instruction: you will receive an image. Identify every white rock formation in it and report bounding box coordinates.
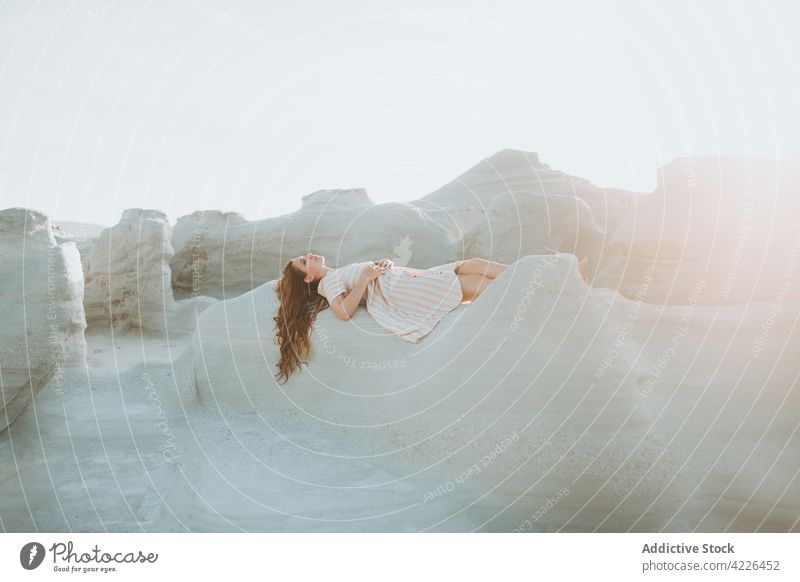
[83,209,215,336]
[190,254,800,531]
[53,220,107,261]
[414,149,638,242]
[461,190,604,265]
[170,189,459,299]
[171,151,637,300]
[3,155,797,532]
[0,208,86,432]
[595,155,800,305]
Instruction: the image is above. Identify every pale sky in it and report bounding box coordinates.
[0,0,798,227]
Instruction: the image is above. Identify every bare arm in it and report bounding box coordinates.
[328,264,382,321]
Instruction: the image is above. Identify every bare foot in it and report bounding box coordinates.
[578,256,590,283]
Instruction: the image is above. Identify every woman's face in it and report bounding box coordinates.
[291,252,326,283]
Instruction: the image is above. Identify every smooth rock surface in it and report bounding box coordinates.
[2,156,797,532]
[415,149,639,243]
[0,208,86,432]
[83,209,215,336]
[461,190,604,265]
[190,254,800,531]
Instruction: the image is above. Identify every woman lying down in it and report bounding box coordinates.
[273,253,589,383]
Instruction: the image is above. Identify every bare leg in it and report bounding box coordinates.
[455,258,508,279]
[457,274,493,303]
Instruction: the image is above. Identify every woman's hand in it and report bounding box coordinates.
[373,259,394,271]
[359,263,384,284]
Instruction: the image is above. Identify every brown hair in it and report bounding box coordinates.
[273,259,329,384]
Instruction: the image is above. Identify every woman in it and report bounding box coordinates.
[273,253,589,383]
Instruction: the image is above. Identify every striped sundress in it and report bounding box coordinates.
[317,260,465,343]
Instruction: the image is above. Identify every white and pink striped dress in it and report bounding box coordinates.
[317,260,465,343]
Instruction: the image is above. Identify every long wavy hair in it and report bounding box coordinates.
[273,259,329,384]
